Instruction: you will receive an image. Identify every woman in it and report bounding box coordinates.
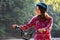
[12,2,53,40]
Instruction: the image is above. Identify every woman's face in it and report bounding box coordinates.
[35,6,41,15]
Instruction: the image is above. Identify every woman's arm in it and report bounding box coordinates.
[44,17,53,30]
[37,17,53,33]
[20,16,36,31]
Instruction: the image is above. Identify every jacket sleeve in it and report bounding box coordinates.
[45,17,53,30]
[20,16,35,31]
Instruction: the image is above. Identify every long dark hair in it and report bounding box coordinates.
[37,5,48,20]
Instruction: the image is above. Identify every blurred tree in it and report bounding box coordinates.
[0,0,35,38]
[0,0,60,38]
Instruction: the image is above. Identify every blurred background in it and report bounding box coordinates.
[0,0,60,39]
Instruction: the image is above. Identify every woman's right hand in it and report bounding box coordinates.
[12,24,18,29]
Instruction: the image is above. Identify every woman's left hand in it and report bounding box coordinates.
[42,28,46,32]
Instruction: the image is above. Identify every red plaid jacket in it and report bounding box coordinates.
[20,15,53,40]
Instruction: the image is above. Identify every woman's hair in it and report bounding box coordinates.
[37,5,49,20]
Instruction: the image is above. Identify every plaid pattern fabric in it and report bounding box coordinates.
[20,15,53,40]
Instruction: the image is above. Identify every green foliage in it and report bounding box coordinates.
[0,0,35,38]
[0,0,60,38]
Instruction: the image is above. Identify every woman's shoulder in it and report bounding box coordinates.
[45,13,53,20]
[31,15,38,20]
[47,16,53,21]
[33,15,37,18]
[33,15,38,19]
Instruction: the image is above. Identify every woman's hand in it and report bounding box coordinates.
[38,29,43,33]
[42,28,46,32]
[38,28,46,33]
[12,24,18,29]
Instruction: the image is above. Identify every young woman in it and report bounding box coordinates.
[12,2,53,40]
